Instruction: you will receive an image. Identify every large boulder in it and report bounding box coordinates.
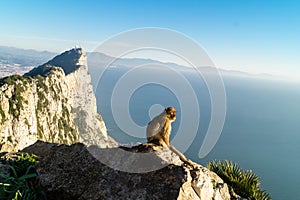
[23,141,231,200]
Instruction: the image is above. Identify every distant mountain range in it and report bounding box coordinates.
[0,45,278,82]
[0,46,56,66]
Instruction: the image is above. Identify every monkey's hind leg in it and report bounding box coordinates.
[148,136,168,147]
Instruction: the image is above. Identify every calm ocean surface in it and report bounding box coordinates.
[94,68,300,200]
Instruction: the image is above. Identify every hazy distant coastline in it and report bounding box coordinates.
[0,45,294,83]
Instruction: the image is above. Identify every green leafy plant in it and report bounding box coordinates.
[0,152,45,200]
[207,160,271,200]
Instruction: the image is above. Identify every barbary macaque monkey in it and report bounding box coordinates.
[146,107,194,167]
[146,107,176,146]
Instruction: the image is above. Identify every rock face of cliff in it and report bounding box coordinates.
[0,48,114,152]
[23,141,231,200]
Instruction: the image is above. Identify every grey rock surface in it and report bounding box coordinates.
[23,141,231,200]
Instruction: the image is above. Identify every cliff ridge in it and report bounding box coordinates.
[0,48,115,152]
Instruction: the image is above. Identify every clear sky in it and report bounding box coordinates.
[0,0,299,81]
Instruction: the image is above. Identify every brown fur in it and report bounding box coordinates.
[146,107,196,168]
[147,107,176,146]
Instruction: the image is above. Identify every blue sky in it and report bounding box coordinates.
[0,0,299,80]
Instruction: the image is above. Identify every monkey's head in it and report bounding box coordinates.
[165,107,176,122]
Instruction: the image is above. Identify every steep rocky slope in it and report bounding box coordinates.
[0,48,115,152]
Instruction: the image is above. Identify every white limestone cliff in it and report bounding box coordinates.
[0,48,115,152]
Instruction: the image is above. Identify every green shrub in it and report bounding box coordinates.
[207,160,271,200]
[0,152,45,200]
[0,75,28,87]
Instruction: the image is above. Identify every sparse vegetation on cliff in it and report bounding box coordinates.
[207,160,271,200]
[0,105,5,124]
[0,75,30,119]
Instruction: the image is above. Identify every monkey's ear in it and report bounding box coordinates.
[165,107,173,112]
[165,107,171,112]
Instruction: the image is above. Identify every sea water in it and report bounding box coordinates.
[95,68,300,199]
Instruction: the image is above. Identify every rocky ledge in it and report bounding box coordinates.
[22,141,231,200]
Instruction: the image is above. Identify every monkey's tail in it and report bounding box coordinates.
[169,145,196,168]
